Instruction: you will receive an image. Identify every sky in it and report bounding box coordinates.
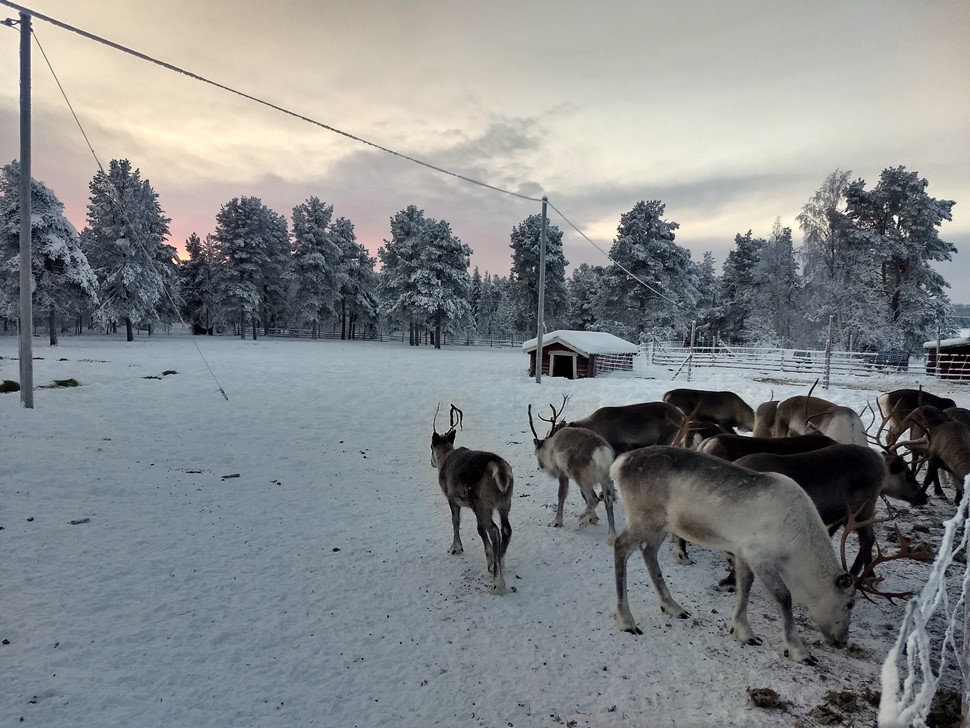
[1,0,969,301]
[2,332,967,726]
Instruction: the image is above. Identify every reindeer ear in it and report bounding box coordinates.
[447,430,457,444]
[835,573,855,592]
[888,456,904,474]
[432,433,440,445]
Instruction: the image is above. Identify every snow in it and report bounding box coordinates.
[1,332,966,727]
[522,330,638,357]
[922,336,970,349]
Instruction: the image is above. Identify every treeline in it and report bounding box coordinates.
[0,161,956,352]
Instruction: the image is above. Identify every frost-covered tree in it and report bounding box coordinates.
[290,197,345,339]
[745,221,799,346]
[411,217,472,349]
[334,218,379,340]
[0,161,98,345]
[844,166,956,350]
[379,205,427,345]
[509,214,568,334]
[594,200,695,340]
[565,263,604,331]
[82,159,176,341]
[178,232,221,334]
[211,196,288,340]
[710,231,764,344]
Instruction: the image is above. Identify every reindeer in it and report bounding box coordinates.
[698,431,836,462]
[897,405,970,504]
[774,395,868,447]
[529,396,618,544]
[877,388,956,445]
[734,445,926,576]
[562,401,686,454]
[943,406,970,431]
[610,446,855,665]
[752,400,779,437]
[430,404,514,595]
[662,388,755,432]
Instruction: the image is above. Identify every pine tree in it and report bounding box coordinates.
[82,159,175,341]
[565,263,604,330]
[178,232,221,334]
[211,196,289,340]
[334,218,378,340]
[509,214,568,334]
[0,161,98,345]
[844,166,956,350]
[290,197,344,338]
[379,205,430,345]
[746,221,799,346]
[594,200,694,340]
[411,217,472,349]
[711,231,764,344]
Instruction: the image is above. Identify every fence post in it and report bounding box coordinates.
[687,320,696,382]
[823,315,833,389]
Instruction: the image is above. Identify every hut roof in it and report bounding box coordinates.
[922,335,970,350]
[521,330,638,358]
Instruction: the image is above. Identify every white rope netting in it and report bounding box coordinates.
[879,477,970,726]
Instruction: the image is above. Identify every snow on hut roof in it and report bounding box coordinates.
[521,330,639,358]
[923,335,970,349]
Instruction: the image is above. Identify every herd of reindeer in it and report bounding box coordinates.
[428,386,970,665]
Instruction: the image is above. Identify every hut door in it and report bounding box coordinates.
[550,352,577,379]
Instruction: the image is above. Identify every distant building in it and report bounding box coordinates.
[522,330,638,379]
[923,335,970,380]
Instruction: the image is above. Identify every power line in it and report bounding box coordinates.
[1,0,689,312]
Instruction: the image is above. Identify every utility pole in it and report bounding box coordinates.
[18,10,34,408]
[534,196,548,383]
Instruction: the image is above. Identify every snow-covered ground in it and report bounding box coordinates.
[1,332,966,727]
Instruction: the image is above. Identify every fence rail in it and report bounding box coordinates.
[643,342,909,380]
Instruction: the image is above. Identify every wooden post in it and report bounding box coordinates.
[18,11,33,407]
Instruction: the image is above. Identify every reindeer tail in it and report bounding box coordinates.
[592,445,615,476]
[490,460,514,493]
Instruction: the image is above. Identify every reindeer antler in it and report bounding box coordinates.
[449,404,463,431]
[536,394,569,436]
[840,501,934,603]
[527,404,540,440]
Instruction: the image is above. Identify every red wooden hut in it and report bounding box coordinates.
[923,335,970,380]
[522,330,638,379]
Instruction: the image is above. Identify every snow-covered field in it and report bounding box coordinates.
[1,332,966,727]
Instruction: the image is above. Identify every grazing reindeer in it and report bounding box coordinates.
[430,404,514,595]
[611,446,855,665]
[752,400,779,437]
[897,405,970,503]
[529,397,618,544]
[698,431,836,462]
[562,401,686,454]
[662,388,756,432]
[877,388,956,445]
[734,445,926,575]
[774,395,868,447]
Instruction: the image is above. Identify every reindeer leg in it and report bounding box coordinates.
[612,529,643,634]
[476,514,505,595]
[728,558,761,646]
[672,536,690,565]
[924,461,945,499]
[448,500,463,555]
[750,561,816,665]
[848,523,875,577]
[601,481,618,546]
[577,482,600,529]
[716,552,737,592]
[639,534,689,619]
[551,475,568,528]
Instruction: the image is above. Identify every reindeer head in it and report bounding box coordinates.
[430,403,463,468]
[528,395,569,468]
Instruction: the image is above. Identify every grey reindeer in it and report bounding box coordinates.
[430,404,514,595]
[529,396,618,544]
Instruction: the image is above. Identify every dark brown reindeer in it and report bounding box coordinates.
[662,388,756,433]
[734,444,926,576]
[897,405,970,504]
[562,401,686,454]
[698,431,837,462]
[529,396,618,544]
[430,404,514,595]
[877,388,956,446]
[752,400,779,437]
[610,446,856,665]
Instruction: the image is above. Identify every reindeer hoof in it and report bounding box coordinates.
[801,655,819,667]
[625,626,643,635]
[550,520,563,528]
[450,546,463,555]
[607,534,617,546]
